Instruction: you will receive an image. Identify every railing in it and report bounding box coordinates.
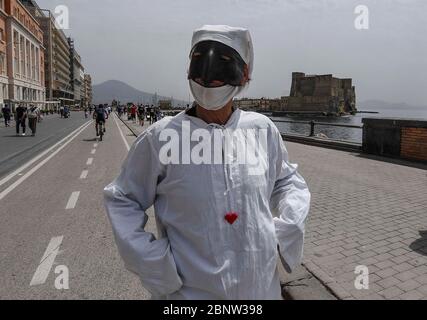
[271,119,363,137]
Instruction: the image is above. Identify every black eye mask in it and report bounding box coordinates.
[188,40,246,88]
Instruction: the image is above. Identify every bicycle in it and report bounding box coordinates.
[97,121,105,141]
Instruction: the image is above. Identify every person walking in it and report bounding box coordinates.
[149,106,155,125]
[137,104,145,126]
[28,104,40,137]
[130,104,137,123]
[2,104,11,127]
[15,104,27,136]
[104,25,311,300]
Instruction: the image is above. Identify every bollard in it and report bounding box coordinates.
[310,121,315,137]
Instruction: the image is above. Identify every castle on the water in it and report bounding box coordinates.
[234,72,357,116]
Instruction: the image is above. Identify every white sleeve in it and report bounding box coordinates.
[103,131,183,297]
[270,128,311,272]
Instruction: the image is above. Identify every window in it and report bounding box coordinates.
[31,44,35,80]
[35,47,40,82]
[26,40,30,78]
[20,35,25,77]
[13,31,19,75]
[3,84,8,100]
[0,53,4,75]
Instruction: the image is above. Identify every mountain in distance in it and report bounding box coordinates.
[92,80,188,107]
[93,81,427,112]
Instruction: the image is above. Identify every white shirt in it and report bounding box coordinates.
[104,109,311,300]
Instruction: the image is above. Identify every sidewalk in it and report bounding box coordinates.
[118,114,427,300]
[292,143,427,300]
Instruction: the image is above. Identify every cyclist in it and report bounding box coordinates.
[117,105,123,118]
[93,104,108,136]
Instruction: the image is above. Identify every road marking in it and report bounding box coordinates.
[86,158,93,165]
[91,149,96,155]
[93,143,98,148]
[66,191,80,209]
[30,236,63,286]
[0,121,92,189]
[80,170,88,179]
[0,122,92,201]
[113,113,130,151]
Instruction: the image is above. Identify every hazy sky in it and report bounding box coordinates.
[37,0,427,106]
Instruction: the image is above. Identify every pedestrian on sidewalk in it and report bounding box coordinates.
[28,104,40,136]
[2,103,11,127]
[137,104,145,126]
[130,104,137,123]
[149,106,155,124]
[15,104,27,136]
[104,25,311,300]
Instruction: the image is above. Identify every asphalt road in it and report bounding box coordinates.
[0,113,89,179]
[0,113,155,299]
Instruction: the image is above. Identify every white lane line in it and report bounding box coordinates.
[66,191,80,209]
[93,143,98,148]
[30,236,63,286]
[86,158,93,165]
[113,113,130,151]
[80,170,88,180]
[0,122,92,201]
[91,149,96,155]
[0,121,92,189]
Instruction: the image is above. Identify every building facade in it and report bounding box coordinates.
[22,0,73,107]
[0,1,9,108]
[68,37,84,108]
[82,73,92,108]
[4,0,45,110]
[233,97,281,111]
[41,10,73,106]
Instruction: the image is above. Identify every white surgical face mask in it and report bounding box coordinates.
[189,80,241,111]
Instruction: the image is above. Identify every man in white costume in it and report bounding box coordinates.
[104,25,311,300]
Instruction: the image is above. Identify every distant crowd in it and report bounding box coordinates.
[116,104,164,126]
[0,102,167,137]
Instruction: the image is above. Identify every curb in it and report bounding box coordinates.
[302,260,353,300]
[115,113,140,137]
[278,262,338,300]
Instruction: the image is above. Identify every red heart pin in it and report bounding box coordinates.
[225,212,238,225]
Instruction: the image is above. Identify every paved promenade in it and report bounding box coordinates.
[121,115,427,300]
[293,140,427,300]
